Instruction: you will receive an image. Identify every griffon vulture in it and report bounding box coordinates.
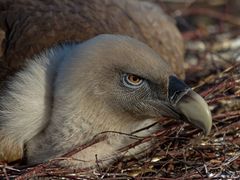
[0,0,212,168]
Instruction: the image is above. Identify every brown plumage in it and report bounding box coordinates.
[0,0,184,81]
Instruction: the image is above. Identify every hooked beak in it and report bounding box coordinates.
[167,76,212,135]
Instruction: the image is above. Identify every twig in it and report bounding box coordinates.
[180,7,240,26]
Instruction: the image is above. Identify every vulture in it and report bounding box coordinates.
[0,0,212,168]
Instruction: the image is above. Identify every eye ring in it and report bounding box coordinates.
[122,74,144,88]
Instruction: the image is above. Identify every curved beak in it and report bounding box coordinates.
[168,76,212,135]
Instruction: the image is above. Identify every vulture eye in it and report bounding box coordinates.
[123,74,144,88]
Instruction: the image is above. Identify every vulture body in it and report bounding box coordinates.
[0,0,212,168]
[0,0,184,81]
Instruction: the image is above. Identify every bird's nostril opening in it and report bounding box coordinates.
[168,75,190,104]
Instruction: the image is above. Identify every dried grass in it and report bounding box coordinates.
[1,1,240,179]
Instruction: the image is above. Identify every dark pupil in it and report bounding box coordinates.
[132,76,139,82]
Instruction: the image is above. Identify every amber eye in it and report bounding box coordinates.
[123,73,144,88]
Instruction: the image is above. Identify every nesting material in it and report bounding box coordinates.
[1,2,240,180]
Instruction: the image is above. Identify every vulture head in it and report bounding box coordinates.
[54,34,211,133]
[0,34,211,167]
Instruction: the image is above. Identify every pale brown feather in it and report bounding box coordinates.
[0,0,184,80]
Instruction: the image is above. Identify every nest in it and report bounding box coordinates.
[1,1,240,179]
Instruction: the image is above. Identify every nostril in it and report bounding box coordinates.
[168,75,190,104]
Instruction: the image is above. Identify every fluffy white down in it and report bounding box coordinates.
[0,46,73,157]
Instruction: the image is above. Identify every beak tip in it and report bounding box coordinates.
[167,76,212,136]
[202,112,212,136]
[197,99,212,136]
[203,123,212,136]
[175,90,212,136]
